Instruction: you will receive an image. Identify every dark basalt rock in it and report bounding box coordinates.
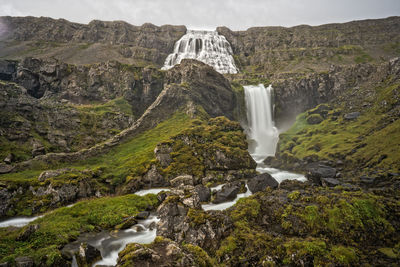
[212,182,240,204]
[77,243,101,266]
[194,184,211,202]
[321,178,341,187]
[344,112,361,120]
[247,173,279,193]
[306,163,337,185]
[0,60,16,81]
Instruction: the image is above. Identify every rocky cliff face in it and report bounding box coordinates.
[0,57,166,161]
[218,16,400,74]
[0,16,186,66]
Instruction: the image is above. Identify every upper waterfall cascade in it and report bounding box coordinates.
[162,30,239,74]
[244,84,279,162]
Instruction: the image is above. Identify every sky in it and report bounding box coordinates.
[0,0,399,30]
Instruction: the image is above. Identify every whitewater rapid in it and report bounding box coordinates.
[162,30,238,74]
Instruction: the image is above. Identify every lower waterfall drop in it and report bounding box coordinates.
[244,84,279,163]
[244,84,306,183]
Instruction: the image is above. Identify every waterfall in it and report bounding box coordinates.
[244,84,279,163]
[162,30,238,74]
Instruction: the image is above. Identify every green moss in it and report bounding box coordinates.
[288,190,300,200]
[0,194,157,265]
[329,245,358,264]
[187,208,210,226]
[378,247,399,259]
[282,238,327,265]
[183,243,217,267]
[231,197,260,222]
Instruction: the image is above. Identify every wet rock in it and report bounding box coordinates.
[170,175,194,187]
[247,173,278,193]
[136,211,150,220]
[17,224,40,241]
[344,111,361,120]
[77,243,101,266]
[15,256,33,267]
[194,184,211,202]
[212,182,240,204]
[0,163,14,174]
[321,178,341,187]
[306,163,337,185]
[115,217,137,230]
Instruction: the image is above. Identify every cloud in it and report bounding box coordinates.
[0,0,399,30]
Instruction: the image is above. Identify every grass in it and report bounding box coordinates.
[0,111,193,183]
[0,193,157,265]
[277,80,400,174]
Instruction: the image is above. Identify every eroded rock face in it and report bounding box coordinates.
[1,16,186,66]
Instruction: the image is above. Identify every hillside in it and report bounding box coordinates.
[0,15,399,266]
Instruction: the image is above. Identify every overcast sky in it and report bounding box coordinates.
[0,0,399,30]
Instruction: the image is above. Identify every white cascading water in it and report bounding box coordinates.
[244,84,279,162]
[244,84,306,183]
[162,30,238,74]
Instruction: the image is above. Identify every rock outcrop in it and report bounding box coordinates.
[0,16,186,66]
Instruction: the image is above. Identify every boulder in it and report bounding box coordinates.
[143,165,167,187]
[170,175,194,187]
[3,154,14,164]
[0,163,14,174]
[194,185,211,202]
[321,178,341,187]
[15,256,33,267]
[77,243,101,266]
[0,60,16,81]
[306,163,337,185]
[306,114,323,125]
[247,173,279,193]
[212,182,240,204]
[344,112,360,120]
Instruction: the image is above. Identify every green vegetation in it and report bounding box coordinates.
[277,79,400,176]
[159,116,255,179]
[0,194,157,265]
[215,187,399,266]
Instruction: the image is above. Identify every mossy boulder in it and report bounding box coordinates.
[306,113,324,124]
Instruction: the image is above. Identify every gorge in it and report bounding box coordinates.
[0,15,399,267]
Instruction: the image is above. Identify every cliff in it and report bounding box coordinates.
[0,16,186,66]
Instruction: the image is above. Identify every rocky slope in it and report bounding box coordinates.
[218,16,400,75]
[0,16,186,66]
